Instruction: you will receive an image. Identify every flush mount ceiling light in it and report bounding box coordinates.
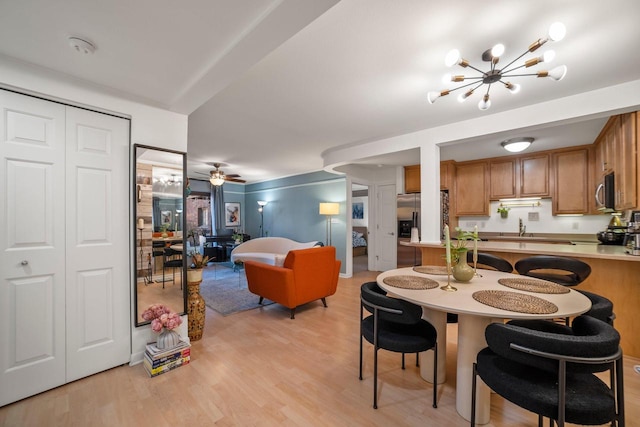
[501,137,534,153]
[68,36,96,55]
[428,22,567,111]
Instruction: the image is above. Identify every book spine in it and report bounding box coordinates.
[144,356,190,377]
[144,348,191,367]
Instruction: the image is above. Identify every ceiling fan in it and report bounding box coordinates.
[198,163,246,185]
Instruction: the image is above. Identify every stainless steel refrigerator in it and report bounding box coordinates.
[397,191,449,267]
[397,193,420,266]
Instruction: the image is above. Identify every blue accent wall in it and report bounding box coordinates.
[190,172,347,273]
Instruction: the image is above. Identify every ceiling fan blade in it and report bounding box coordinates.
[225,177,246,183]
[194,171,210,176]
[225,174,241,178]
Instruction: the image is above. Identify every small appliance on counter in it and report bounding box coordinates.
[624,211,640,255]
[597,212,626,245]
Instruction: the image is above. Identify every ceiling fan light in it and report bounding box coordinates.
[548,22,566,42]
[548,65,567,81]
[491,43,505,58]
[478,95,491,110]
[501,137,534,153]
[210,176,225,186]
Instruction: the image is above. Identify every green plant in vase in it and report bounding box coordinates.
[497,206,510,218]
[445,227,479,282]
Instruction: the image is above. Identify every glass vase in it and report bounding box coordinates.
[452,249,474,282]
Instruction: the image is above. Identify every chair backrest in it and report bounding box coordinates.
[283,246,341,296]
[485,315,620,374]
[466,251,513,272]
[514,255,591,286]
[360,281,422,325]
[164,247,181,258]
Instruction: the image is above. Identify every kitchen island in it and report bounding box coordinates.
[402,240,640,357]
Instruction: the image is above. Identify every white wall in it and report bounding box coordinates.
[458,200,610,236]
[0,56,189,364]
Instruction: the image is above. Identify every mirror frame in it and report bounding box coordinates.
[133,144,187,327]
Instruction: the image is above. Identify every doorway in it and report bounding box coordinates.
[352,183,369,274]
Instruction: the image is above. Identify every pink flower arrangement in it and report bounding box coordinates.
[141,304,182,332]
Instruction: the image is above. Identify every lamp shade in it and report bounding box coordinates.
[501,137,534,153]
[319,202,339,215]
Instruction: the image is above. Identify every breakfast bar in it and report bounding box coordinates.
[403,240,640,358]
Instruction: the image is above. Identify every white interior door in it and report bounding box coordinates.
[0,91,67,406]
[375,184,397,271]
[65,106,130,381]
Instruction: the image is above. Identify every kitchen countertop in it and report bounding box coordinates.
[401,240,638,262]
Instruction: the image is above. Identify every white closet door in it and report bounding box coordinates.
[0,91,67,406]
[65,106,130,381]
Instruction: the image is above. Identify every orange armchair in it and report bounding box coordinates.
[244,246,341,319]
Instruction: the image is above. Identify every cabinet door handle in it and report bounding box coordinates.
[21,260,29,266]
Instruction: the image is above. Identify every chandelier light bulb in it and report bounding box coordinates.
[547,65,568,81]
[442,73,452,84]
[428,90,449,104]
[458,90,473,103]
[548,22,566,42]
[491,43,505,58]
[478,95,491,110]
[505,82,521,94]
[543,50,556,63]
[445,49,461,67]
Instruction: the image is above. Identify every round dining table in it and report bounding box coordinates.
[376,266,591,424]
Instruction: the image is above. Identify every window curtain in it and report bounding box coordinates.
[210,185,225,236]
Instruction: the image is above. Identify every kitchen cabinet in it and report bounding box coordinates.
[404,164,420,193]
[552,148,590,214]
[616,112,636,209]
[440,160,454,190]
[454,160,489,216]
[489,153,549,199]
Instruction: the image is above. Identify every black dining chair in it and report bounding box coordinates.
[471,315,624,427]
[359,281,438,409]
[515,255,614,325]
[162,247,183,289]
[447,252,513,323]
[514,255,591,286]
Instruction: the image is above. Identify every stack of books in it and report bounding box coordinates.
[143,339,191,377]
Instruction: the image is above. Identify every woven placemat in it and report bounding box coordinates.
[413,265,448,275]
[383,275,439,290]
[472,290,558,314]
[498,277,570,294]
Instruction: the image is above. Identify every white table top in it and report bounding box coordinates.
[376,267,591,320]
[170,244,183,252]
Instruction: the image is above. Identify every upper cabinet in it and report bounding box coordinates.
[594,113,637,210]
[454,160,489,216]
[552,147,590,215]
[489,153,549,200]
[440,160,455,190]
[404,164,420,193]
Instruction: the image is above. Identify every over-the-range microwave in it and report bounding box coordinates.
[595,172,615,210]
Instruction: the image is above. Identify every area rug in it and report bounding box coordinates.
[199,263,274,316]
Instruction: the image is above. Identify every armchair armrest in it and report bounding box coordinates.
[244,261,296,308]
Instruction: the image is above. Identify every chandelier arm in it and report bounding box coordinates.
[501,72,541,78]
[499,49,532,71]
[483,84,492,95]
[445,80,485,93]
[463,64,487,75]
[501,63,527,74]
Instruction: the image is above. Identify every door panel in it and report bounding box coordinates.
[65,107,130,382]
[0,91,66,406]
[376,184,397,271]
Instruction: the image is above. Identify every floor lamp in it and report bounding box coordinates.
[319,202,339,246]
[258,201,268,237]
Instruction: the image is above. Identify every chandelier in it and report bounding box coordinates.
[209,172,225,186]
[428,22,567,111]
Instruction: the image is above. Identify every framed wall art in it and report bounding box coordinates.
[225,202,241,227]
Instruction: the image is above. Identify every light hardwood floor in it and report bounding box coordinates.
[1,270,638,426]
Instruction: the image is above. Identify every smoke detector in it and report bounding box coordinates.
[68,37,96,54]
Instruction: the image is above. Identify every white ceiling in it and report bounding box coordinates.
[2,0,639,183]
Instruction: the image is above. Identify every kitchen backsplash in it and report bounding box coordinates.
[457,199,611,235]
